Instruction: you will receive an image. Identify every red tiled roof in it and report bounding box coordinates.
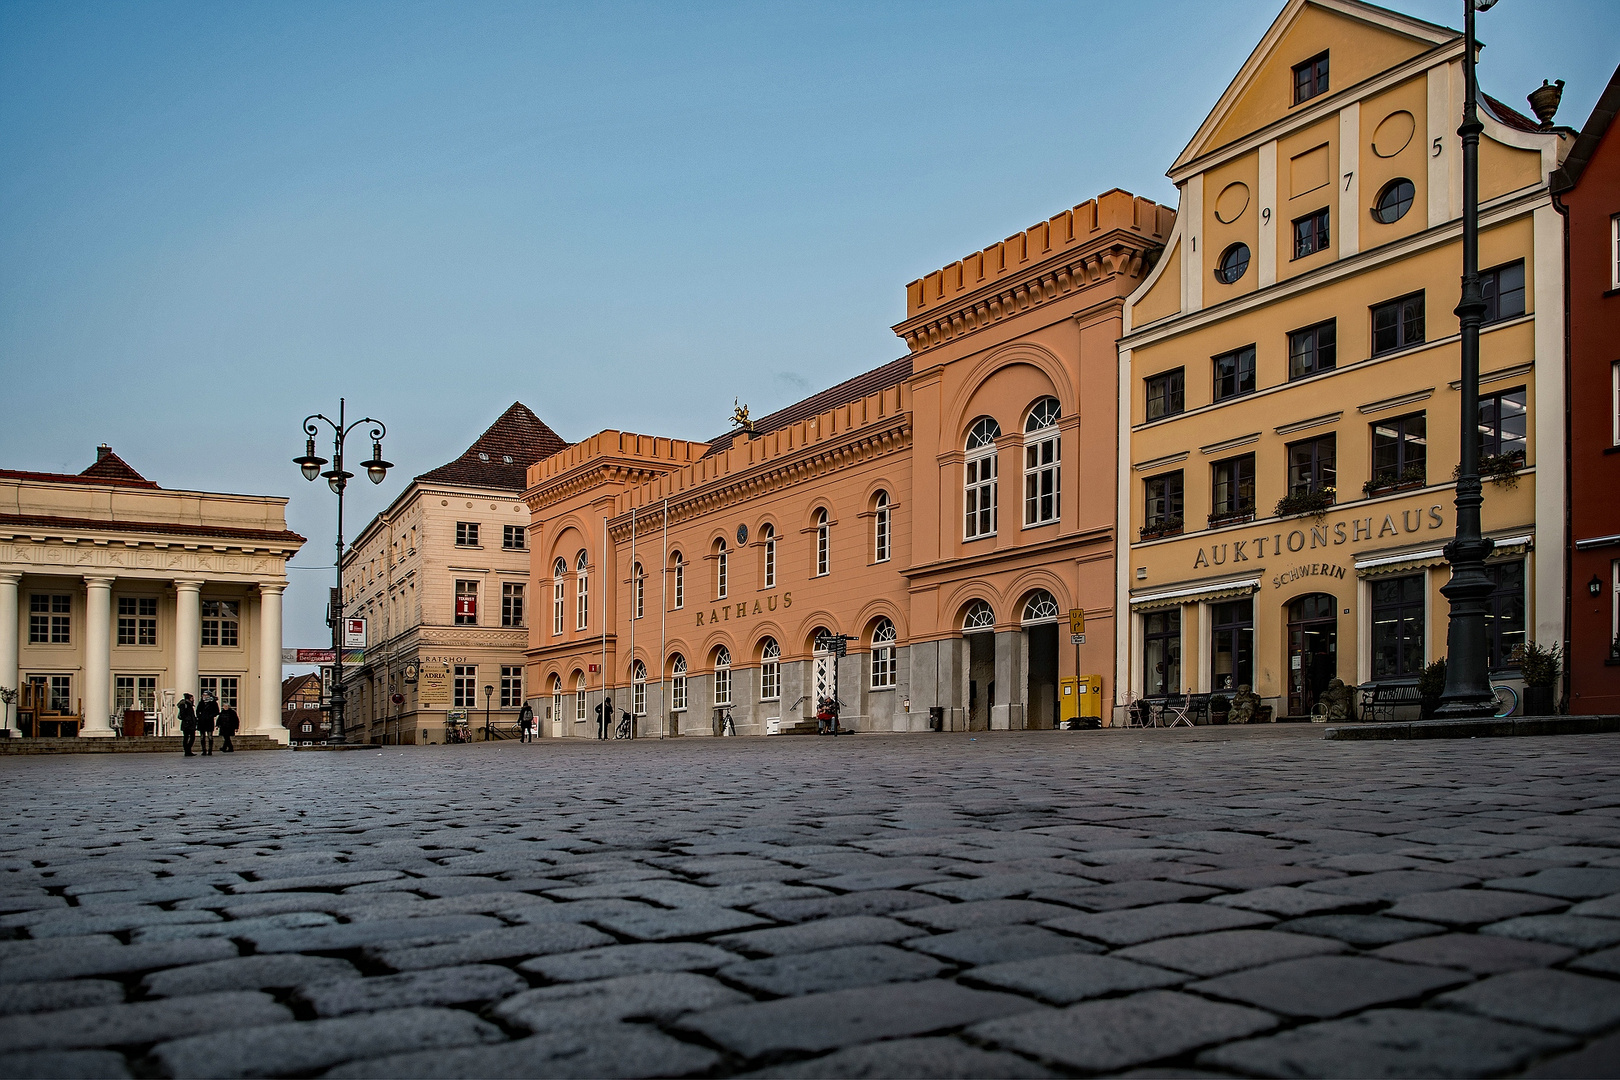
[702,356,914,458]
[282,672,321,704]
[1483,93,1542,134]
[0,445,159,490]
[416,403,568,491]
[0,513,305,547]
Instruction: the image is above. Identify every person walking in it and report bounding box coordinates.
[178,693,198,757]
[197,691,220,756]
[217,702,240,753]
[518,703,534,743]
[595,696,613,740]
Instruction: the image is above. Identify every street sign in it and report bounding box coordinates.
[343,618,366,648]
[1070,634,1087,645]
[1068,609,1086,635]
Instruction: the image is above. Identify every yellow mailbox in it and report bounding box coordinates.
[1059,677,1080,724]
[1077,675,1104,720]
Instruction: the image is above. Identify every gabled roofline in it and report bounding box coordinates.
[1171,0,1457,175]
[1552,63,1620,193]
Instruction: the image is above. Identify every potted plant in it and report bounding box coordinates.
[1209,693,1230,725]
[1275,487,1335,521]
[1454,450,1525,489]
[1520,640,1562,716]
[1417,657,1446,720]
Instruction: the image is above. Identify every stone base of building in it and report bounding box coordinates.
[0,735,284,754]
[1325,715,1620,740]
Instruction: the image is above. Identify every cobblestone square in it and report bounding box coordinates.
[3,727,1620,1077]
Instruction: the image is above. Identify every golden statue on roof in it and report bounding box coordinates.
[731,398,754,433]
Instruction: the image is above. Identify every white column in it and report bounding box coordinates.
[255,582,288,743]
[174,579,203,705]
[81,576,115,737]
[0,573,18,735]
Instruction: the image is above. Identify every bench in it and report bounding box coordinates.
[1359,682,1422,723]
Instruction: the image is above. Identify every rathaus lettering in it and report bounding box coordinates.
[698,592,792,627]
[1191,504,1445,569]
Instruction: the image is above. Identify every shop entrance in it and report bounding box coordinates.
[1287,593,1338,716]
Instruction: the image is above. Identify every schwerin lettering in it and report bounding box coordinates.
[1191,503,1446,570]
[1270,563,1349,589]
[696,592,791,627]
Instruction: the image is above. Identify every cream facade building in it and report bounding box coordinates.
[340,404,566,743]
[1,446,303,741]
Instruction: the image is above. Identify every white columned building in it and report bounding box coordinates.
[0,446,304,742]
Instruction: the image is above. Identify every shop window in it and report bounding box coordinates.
[815,509,831,575]
[631,659,647,715]
[1371,179,1414,224]
[965,418,1000,539]
[1288,320,1337,380]
[1293,50,1329,105]
[503,525,526,550]
[552,558,566,635]
[714,647,732,706]
[1143,610,1182,697]
[1372,292,1425,355]
[1293,208,1330,259]
[760,639,781,701]
[501,583,524,628]
[28,594,70,645]
[874,492,892,560]
[1479,387,1527,462]
[1211,455,1256,522]
[1145,369,1184,421]
[1144,471,1184,533]
[870,619,897,689]
[454,581,478,626]
[1213,346,1257,402]
[116,597,157,646]
[201,601,239,647]
[1371,412,1427,489]
[575,550,589,630]
[1023,398,1061,527]
[1287,434,1336,496]
[499,665,523,708]
[1481,260,1526,324]
[670,655,687,712]
[455,522,479,547]
[1211,599,1254,691]
[453,665,478,708]
[1485,560,1526,671]
[1371,574,1426,680]
[199,676,238,710]
[761,526,777,587]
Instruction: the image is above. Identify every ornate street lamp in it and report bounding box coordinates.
[483,684,494,741]
[294,399,390,741]
[1436,0,1501,719]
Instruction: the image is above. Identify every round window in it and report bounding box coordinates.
[1214,243,1250,285]
[1372,179,1415,224]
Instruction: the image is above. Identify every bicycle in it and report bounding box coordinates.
[614,713,632,739]
[1491,683,1519,719]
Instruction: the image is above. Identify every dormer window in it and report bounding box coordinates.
[1293,51,1329,105]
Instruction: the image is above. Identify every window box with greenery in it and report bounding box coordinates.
[1209,454,1255,528]
[1363,465,1429,497]
[1142,470,1184,540]
[1279,434,1336,519]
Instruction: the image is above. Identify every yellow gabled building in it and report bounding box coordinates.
[1115,0,1569,719]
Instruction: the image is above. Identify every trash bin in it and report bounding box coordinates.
[928,706,945,732]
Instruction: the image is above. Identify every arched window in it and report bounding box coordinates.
[713,646,732,705]
[874,492,891,563]
[575,550,589,630]
[631,659,647,716]
[574,671,587,722]
[671,552,685,610]
[551,674,563,723]
[813,628,837,654]
[761,525,776,589]
[815,508,830,577]
[870,618,897,689]
[1023,399,1061,527]
[670,654,688,711]
[760,638,781,701]
[1022,589,1061,625]
[965,417,1000,539]
[963,600,995,633]
[552,558,567,636]
[715,539,728,600]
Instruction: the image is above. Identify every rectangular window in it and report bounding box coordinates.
[1212,346,1256,402]
[1371,574,1426,680]
[1144,471,1184,531]
[1614,362,1620,447]
[1481,260,1526,324]
[114,675,158,714]
[1612,214,1620,290]
[1293,51,1329,105]
[633,674,646,716]
[871,643,896,690]
[876,501,893,559]
[1143,609,1181,697]
[1211,454,1256,520]
[633,568,645,619]
[1023,433,1060,527]
[48,674,72,713]
[552,579,565,635]
[499,665,523,708]
[714,664,731,706]
[501,583,524,628]
[503,524,525,550]
[761,658,780,701]
[116,597,158,646]
[576,567,588,630]
[1484,560,1526,671]
[455,522,479,547]
[763,537,776,588]
[200,601,239,647]
[1210,599,1253,692]
[29,594,71,645]
[673,561,684,610]
[1293,208,1330,259]
[453,665,477,708]
[1288,320,1336,380]
[964,455,997,539]
[1287,435,1337,495]
[454,580,478,626]
[717,549,729,600]
[1370,412,1427,488]
[1372,292,1425,355]
[1145,368,1185,421]
[1479,387,1528,462]
[198,676,238,710]
[672,670,687,712]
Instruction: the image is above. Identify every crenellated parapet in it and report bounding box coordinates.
[893,189,1175,355]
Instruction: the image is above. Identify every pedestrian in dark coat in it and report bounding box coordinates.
[178,693,198,757]
[217,705,240,753]
[197,693,220,756]
[595,697,613,740]
[518,703,535,743]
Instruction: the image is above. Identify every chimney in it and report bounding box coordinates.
[96,444,111,462]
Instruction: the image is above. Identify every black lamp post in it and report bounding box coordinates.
[1436,0,1500,720]
[483,684,494,741]
[294,398,392,742]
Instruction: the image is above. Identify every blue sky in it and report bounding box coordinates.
[2,0,1614,650]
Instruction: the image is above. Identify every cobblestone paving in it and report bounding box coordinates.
[3,727,1620,1078]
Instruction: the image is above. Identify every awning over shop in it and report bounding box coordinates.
[1355,533,1533,578]
[1129,577,1260,612]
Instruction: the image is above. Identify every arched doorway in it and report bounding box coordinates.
[1021,590,1061,729]
[1287,593,1338,716]
[962,600,995,731]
